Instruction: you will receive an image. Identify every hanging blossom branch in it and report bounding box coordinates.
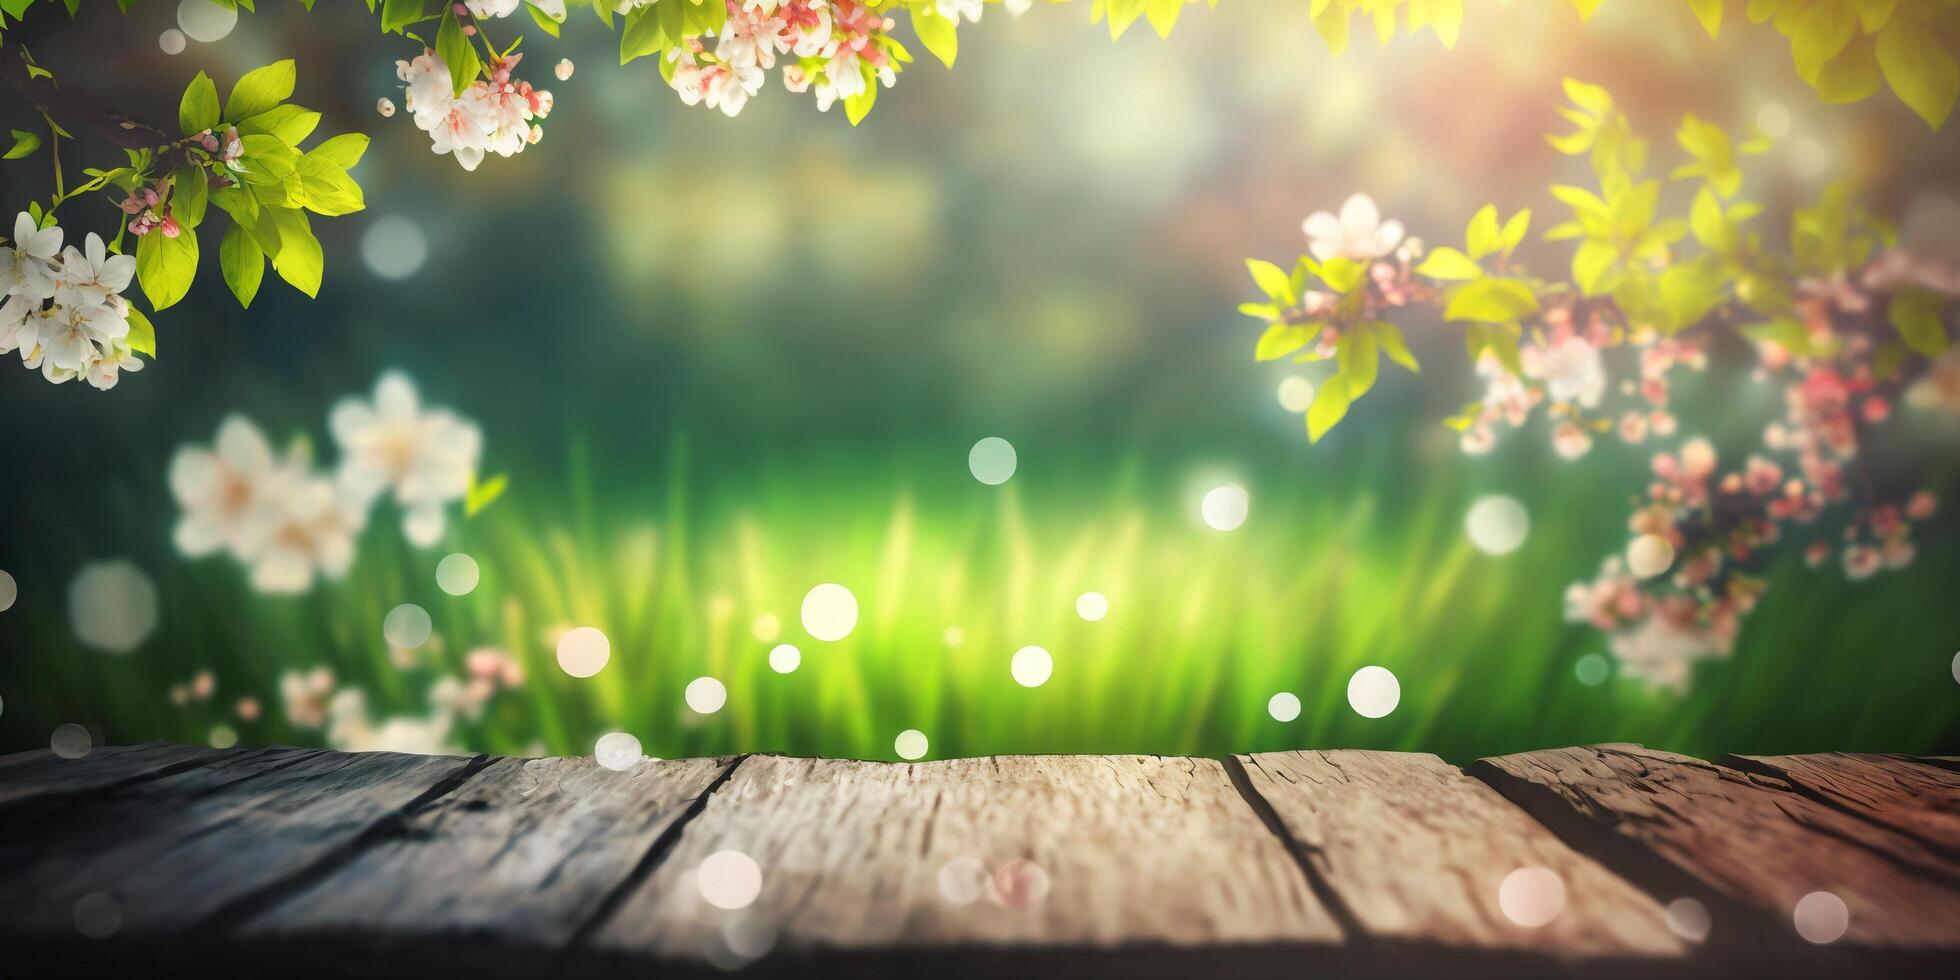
[1237,77,1960,689]
[1,34,368,390]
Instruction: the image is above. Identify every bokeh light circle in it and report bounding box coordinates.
[1756,102,1792,139]
[0,569,15,612]
[556,626,611,677]
[1347,665,1401,718]
[1201,484,1249,531]
[968,437,1018,485]
[686,676,728,714]
[177,0,237,43]
[769,643,801,674]
[1011,646,1053,687]
[158,29,187,55]
[51,723,93,759]
[1626,534,1675,579]
[383,603,433,649]
[750,613,781,642]
[1277,375,1315,413]
[697,851,763,910]
[436,553,480,596]
[72,892,123,939]
[1574,654,1610,686]
[801,583,858,642]
[1498,866,1566,928]
[937,857,988,905]
[361,215,429,281]
[1465,496,1529,555]
[1665,897,1711,942]
[1075,591,1108,622]
[1793,891,1848,944]
[595,731,643,771]
[68,560,159,654]
[895,729,928,760]
[1268,692,1301,722]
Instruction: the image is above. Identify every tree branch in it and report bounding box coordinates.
[1,40,183,172]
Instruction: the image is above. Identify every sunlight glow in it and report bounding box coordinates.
[751,613,781,642]
[686,676,728,714]
[801,583,859,642]
[556,626,611,678]
[1347,665,1400,718]
[1465,496,1529,555]
[968,436,1018,485]
[1498,867,1566,928]
[1202,484,1249,531]
[1011,646,1053,687]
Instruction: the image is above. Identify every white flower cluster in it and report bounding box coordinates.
[170,372,483,594]
[395,48,555,171]
[1,212,147,389]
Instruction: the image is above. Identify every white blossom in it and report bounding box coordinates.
[169,415,283,561]
[330,371,482,548]
[1302,194,1405,263]
[1,211,63,299]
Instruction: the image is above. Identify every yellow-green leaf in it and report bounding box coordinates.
[1415,246,1484,281]
[1876,15,1959,129]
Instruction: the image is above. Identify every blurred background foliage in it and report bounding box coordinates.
[0,0,1956,762]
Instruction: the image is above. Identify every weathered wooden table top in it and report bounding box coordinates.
[1,743,1955,977]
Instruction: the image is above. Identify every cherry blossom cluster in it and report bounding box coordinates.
[276,647,525,753]
[170,372,483,593]
[394,47,555,171]
[0,212,148,390]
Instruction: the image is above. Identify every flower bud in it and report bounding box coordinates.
[378,97,397,117]
[555,58,574,81]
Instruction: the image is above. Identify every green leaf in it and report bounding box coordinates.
[1792,0,1856,84]
[308,133,370,170]
[172,167,209,229]
[1373,320,1419,373]
[1571,239,1619,296]
[238,104,321,145]
[237,133,299,187]
[619,4,666,64]
[381,0,422,32]
[466,471,509,517]
[1246,258,1294,302]
[1690,185,1731,251]
[1306,373,1351,443]
[179,71,219,136]
[264,207,322,297]
[912,9,958,68]
[295,154,365,216]
[1889,287,1950,356]
[1497,208,1531,257]
[1318,256,1366,294]
[219,223,265,308]
[436,15,481,96]
[225,60,297,122]
[3,128,40,160]
[1414,246,1484,281]
[845,82,877,125]
[135,225,200,311]
[1444,277,1539,323]
[1337,324,1379,399]
[124,306,156,358]
[527,0,562,36]
[1465,204,1501,259]
[1875,15,1959,129]
[1255,322,1317,361]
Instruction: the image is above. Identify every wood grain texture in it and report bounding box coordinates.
[587,754,1342,965]
[1235,750,1684,959]
[1724,753,1960,860]
[240,754,734,949]
[0,745,480,937]
[0,741,216,806]
[1472,745,1960,948]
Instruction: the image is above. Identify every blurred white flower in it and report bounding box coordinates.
[169,415,282,561]
[248,461,368,594]
[937,0,982,25]
[465,0,521,17]
[1608,615,1730,691]
[326,688,458,755]
[1,210,63,299]
[1302,194,1404,263]
[1532,335,1607,407]
[280,666,336,729]
[331,371,482,548]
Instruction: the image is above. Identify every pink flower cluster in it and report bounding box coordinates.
[669,0,896,117]
[395,48,554,171]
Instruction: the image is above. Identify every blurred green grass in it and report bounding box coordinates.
[3,430,1955,765]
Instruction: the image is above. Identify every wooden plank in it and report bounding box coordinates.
[1234,750,1684,959]
[0,745,482,937]
[1472,745,1960,949]
[0,742,217,806]
[586,754,1342,967]
[240,754,734,949]
[1724,753,1960,859]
